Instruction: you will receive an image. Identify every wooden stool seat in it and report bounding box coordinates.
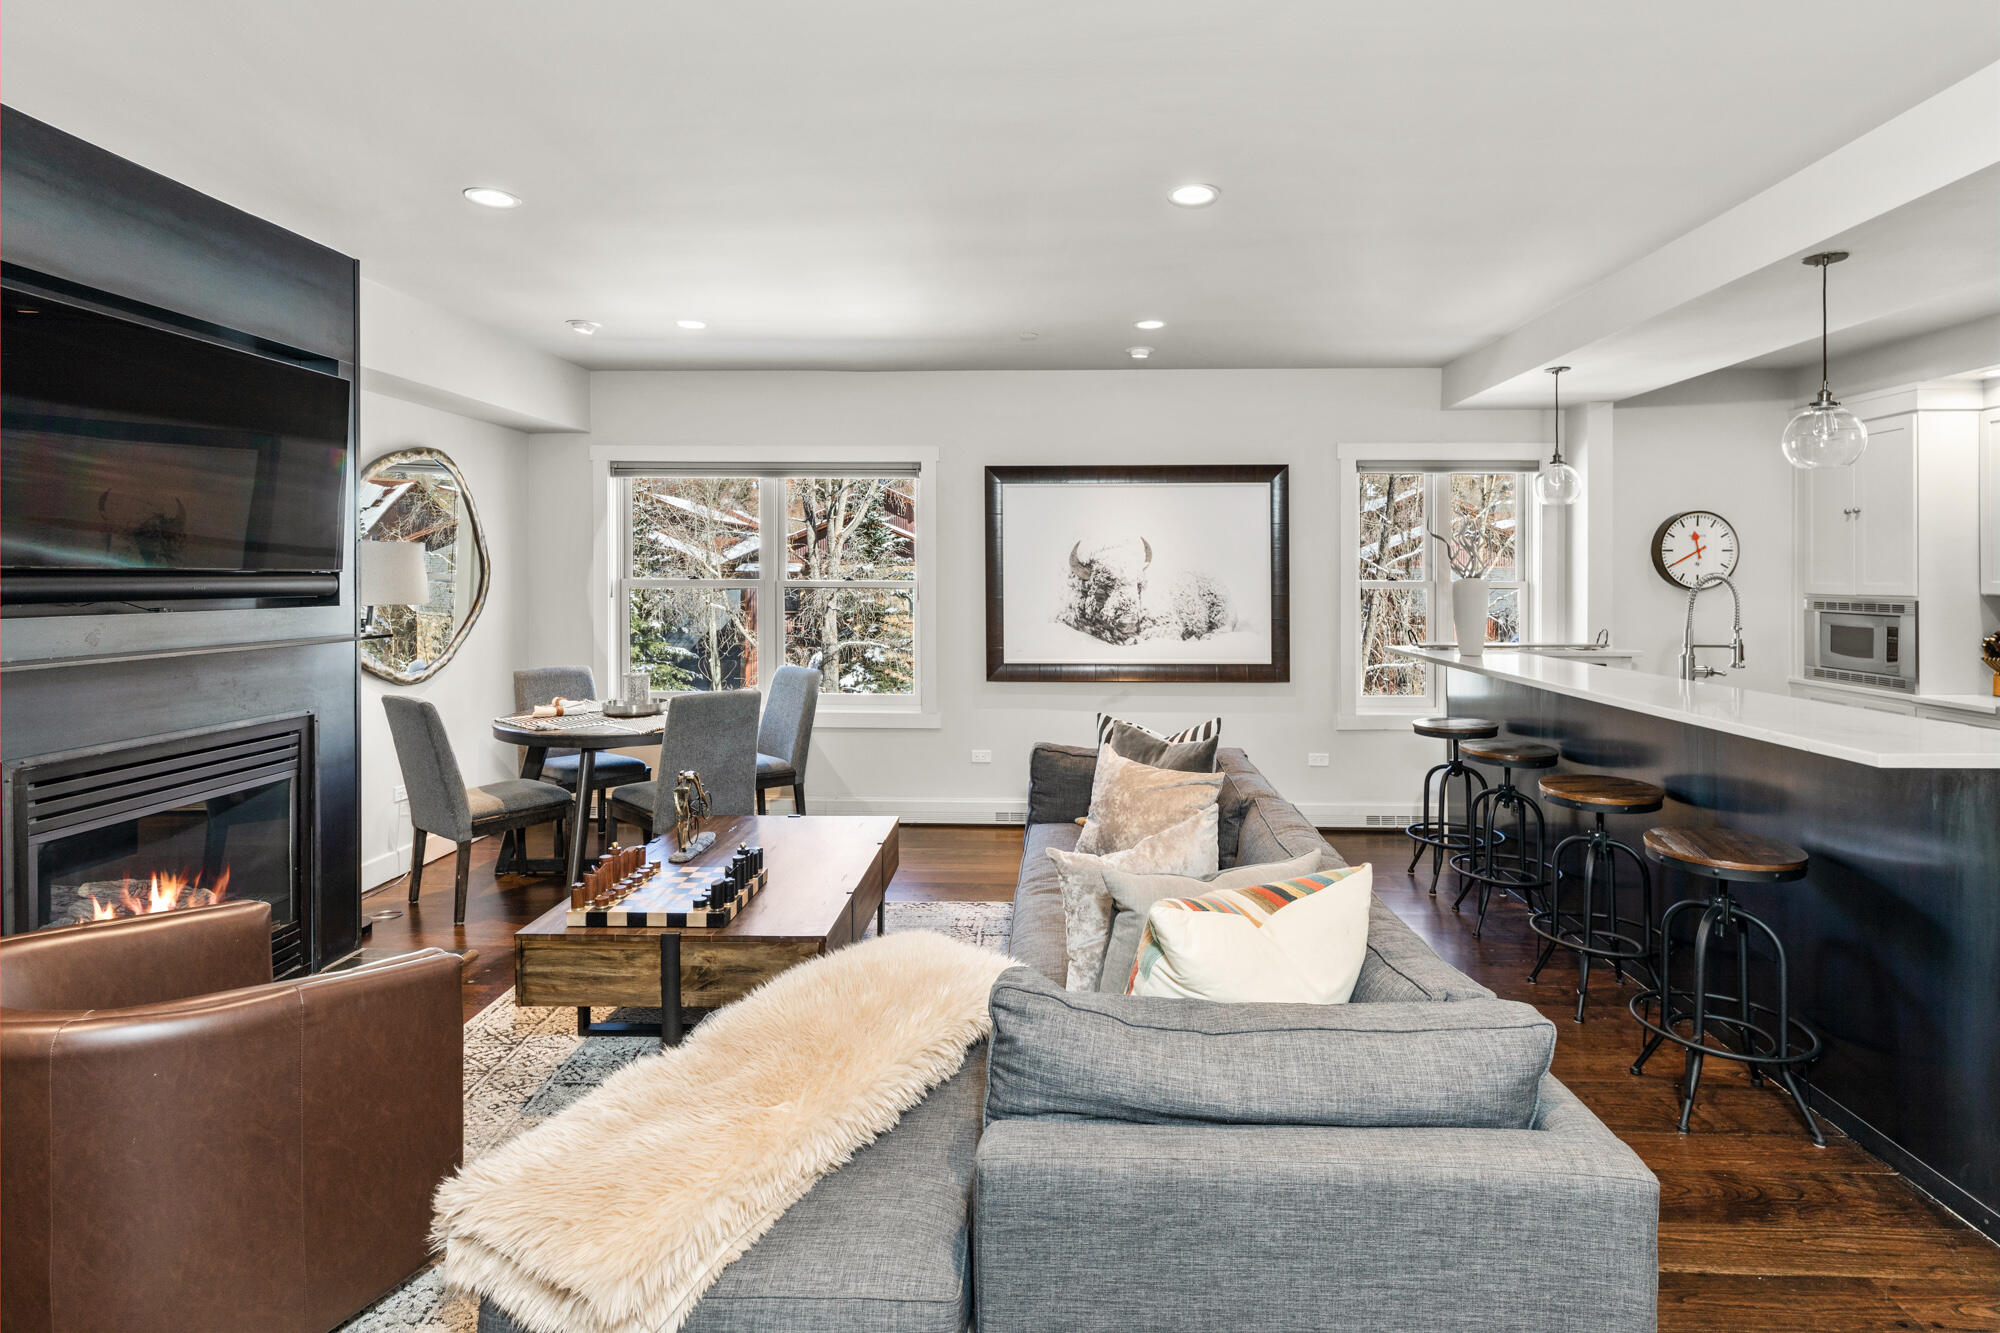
[1460,739,1559,768]
[1538,774,1665,813]
[1412,716,1499,740]
[1643,825,1808,883]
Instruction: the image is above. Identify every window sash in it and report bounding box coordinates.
[617,474,921,703]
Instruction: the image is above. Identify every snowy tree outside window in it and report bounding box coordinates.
[619,474,918,698]
[1356,470,1529,700]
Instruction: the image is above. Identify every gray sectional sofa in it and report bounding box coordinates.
[480,744,1658,1333]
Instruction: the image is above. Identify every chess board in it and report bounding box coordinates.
[564,863,768,928]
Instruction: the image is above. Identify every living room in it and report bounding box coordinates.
[4,4,1999,1331]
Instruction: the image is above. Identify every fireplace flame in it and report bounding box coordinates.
[87,866,230,921]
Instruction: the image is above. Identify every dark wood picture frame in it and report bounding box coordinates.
[984,464,1290,683]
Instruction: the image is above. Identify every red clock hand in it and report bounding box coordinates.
[1665,548,1702,568]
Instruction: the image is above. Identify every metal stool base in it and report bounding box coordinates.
[1526,818,1655,1022]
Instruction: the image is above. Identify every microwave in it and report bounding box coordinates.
[1803,598,1917,692]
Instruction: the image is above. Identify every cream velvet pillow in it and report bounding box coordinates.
[1129,863,1374,1004]
[1048,805,1219,991]
[1075,744,1225,857]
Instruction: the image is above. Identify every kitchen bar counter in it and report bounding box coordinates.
[1391,646,2000,768]
[1391,643,2000,1240]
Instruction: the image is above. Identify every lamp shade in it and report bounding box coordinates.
[359,540,428,606]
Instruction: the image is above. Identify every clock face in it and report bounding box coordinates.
[1651,511,1739,588]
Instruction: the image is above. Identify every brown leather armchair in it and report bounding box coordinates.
[2,901,463,1333]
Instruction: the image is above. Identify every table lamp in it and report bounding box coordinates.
[359,539,428,636]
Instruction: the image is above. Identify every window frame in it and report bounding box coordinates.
[590,444,939,729]
[1337,444,1551,729]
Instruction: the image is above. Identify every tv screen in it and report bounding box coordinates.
[1,289,350,580]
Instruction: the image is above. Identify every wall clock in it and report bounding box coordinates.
[1650,510,1739,589]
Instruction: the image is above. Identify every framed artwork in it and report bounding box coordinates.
[984,464,1290,682]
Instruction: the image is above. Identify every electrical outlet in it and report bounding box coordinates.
[971,749,993,764]
[1307,753,1330,768]
[393,785,408,803]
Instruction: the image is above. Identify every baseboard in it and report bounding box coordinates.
[810,796,1418,830]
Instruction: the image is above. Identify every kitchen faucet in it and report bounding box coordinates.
[1679,574,1745,681]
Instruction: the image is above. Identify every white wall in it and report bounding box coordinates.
[1609,371,1797,691]
[522,369,1546,824]
[358,392,532,887]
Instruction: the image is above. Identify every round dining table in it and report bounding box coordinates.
[491,710,664,886]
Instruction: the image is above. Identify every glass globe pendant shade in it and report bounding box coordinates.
[1781,393,1868,469]
[1534,459,1582,506]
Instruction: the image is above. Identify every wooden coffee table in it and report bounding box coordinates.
[513,814,899,1047]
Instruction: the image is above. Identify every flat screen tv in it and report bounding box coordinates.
[1,287,350,605]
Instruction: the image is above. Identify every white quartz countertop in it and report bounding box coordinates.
[1390,646,2000,769]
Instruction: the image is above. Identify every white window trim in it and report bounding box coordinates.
[1335,443,1556,730]
[589,442,940,729]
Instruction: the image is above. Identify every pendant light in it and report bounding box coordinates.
[1780,251,1868,469]
[1534,365,1581,506]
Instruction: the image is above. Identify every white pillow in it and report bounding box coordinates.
[1075,744,1224,857]
[1130,863,1374,1004]
[1048,806,1219,991]
[1094,849,1330,992]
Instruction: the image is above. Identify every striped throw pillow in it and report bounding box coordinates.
[1128,863,1374,1004]
[1095,713,1221,748]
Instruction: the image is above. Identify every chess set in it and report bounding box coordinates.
[565,841,767,929]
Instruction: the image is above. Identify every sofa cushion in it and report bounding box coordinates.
[1026,744,1096,826]
[478,1049,988,1333]
[1075,745,1223,856]
[1128,864,1374,1004]
[1352,896,1496,1003]
[1007,822,1079,984]
[985,968,1554,1130]
[1095,848,1325,992]
[1049,807,1218,990]
[1103,719,1218,773]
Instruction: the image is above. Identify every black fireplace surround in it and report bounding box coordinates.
[0,107,363,971]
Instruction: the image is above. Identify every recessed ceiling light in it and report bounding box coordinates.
[1167,184,1219,208]
[676,319,707,330]
[1018,332,1040,341]
[566,320,600,335]
[1127,346,1154,360]
[462,186,523,209]
[1134,319,1165,330]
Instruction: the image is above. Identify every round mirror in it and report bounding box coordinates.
[357,447,490,685]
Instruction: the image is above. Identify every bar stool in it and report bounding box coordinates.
[1448,740,1558,938]
[1629,825,1824,1145]
[1404,717,1500,894]
[1528,774,1664,1022]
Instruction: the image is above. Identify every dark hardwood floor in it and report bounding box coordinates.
[363,819,1998,1331]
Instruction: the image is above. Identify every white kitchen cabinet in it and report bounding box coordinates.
[1796,414,1916,597]
[1982,406,2000,596]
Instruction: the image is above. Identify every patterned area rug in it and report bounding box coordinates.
[338,898,1012,1333]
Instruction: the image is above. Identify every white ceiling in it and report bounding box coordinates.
[4,0,1997,375]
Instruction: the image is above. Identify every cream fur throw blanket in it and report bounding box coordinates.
[433,930,1013,1333]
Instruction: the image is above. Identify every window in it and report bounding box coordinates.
[1347,457,1537,717]
[616,470,920,705]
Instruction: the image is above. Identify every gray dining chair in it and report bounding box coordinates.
[755,664,821,814]
[606,689,760,842]
[382,696,572,923]
[512,666,651,845]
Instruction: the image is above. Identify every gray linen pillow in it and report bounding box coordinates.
[1094,849,1326,991]
[1105,719,1218,773]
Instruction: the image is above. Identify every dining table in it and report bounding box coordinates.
[490,707,665,886]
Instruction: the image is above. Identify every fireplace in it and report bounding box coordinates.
[4,715,315,977]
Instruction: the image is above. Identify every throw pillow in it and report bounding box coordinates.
[1096,712,1220,749]
[1048,806,1219,991]
[1104,719,1218,773]
[1129,863,1375,1004]
[1094,848,1327,992]
[1075,744,1225,857]
[1026,743,1098,825]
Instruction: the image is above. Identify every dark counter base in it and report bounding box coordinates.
[1447,667,2000,1240]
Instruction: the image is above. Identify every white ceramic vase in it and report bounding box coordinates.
[1451,577,1490,656]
